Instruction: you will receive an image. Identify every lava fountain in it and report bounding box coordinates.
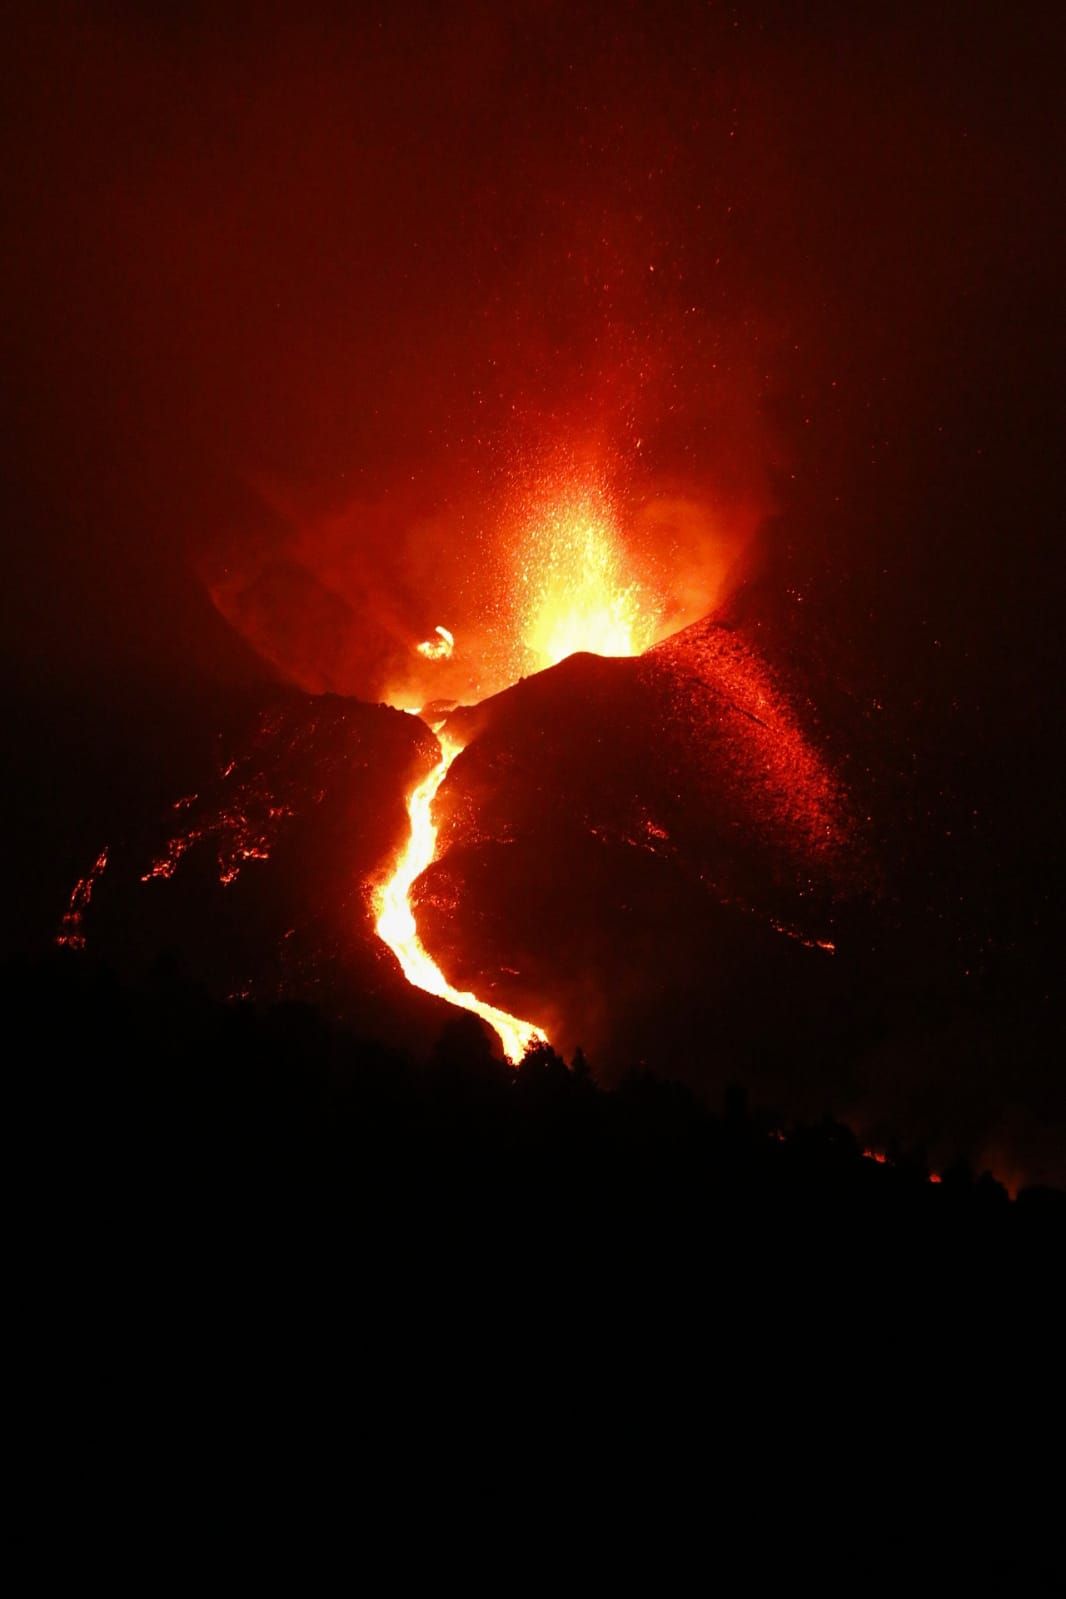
[375,487,659,1061]
[518,491,659,671]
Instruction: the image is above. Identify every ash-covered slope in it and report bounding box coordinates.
[414,616,1063,1187]
[65,689,457,1056]
[416,616,869,1097]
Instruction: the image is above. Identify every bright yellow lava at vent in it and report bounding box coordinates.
[374,729,547,1063]
[520,494,658,670]
[417,625,454,660]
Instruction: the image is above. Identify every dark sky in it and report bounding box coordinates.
[4,1,1058,689]
[2,1,1063,1175]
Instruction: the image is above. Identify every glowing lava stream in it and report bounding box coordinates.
[375,728,547,1063]
[377,492,654,1061]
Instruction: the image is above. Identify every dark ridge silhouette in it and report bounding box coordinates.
[9,951,1061,1284]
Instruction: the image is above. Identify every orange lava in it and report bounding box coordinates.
[375,728,547,1063]
[378,486,680,1061]
[376,486,659,1059]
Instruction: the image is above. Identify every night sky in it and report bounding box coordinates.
[3,2,1062,1183]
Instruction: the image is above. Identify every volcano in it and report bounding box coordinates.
[64,605,871,1106]
[55,579,1066,1193]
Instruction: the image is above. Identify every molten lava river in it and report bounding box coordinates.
[374,728,547,1062]
[374,493,659,1062]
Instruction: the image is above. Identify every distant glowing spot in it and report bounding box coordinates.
[417,625,454,660]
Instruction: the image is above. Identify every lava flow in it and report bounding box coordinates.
[375,490,659,1061]
[374,725,547,1063]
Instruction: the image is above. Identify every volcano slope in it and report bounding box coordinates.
[416,615,872,1116]
[69,687,461,1058]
